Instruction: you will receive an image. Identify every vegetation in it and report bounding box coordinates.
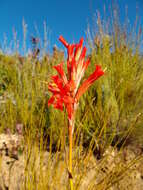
[0,6,143,190]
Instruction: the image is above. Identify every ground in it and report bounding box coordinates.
[0,133,143,190]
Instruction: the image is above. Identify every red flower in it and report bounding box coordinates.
[48,36,104,119]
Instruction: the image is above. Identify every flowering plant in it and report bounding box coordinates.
[48,36,104,189]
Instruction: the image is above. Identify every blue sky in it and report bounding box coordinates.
[0,0,143,54]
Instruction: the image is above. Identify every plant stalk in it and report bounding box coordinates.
[68,122,73,190]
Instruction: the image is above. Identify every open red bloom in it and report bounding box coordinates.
[48,36,104,119]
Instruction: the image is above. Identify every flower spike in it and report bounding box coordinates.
[48,36,104,190]
[48,36,104,119]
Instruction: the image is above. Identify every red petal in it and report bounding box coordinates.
[67,44,75,61]
[48,83,60,93]
[75,65,104,101]
[64,80,75,92]
[71,58,77,80]
[66,104,74,120]
[59,36,69,48]
[80,46,86,61]
[52,75,63,89]
[63,95,74,104]
[75,37,84,61]
[67,44,75,79]
[54,101,63,111]
[54,62,67,84]
[82,58,90,71]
